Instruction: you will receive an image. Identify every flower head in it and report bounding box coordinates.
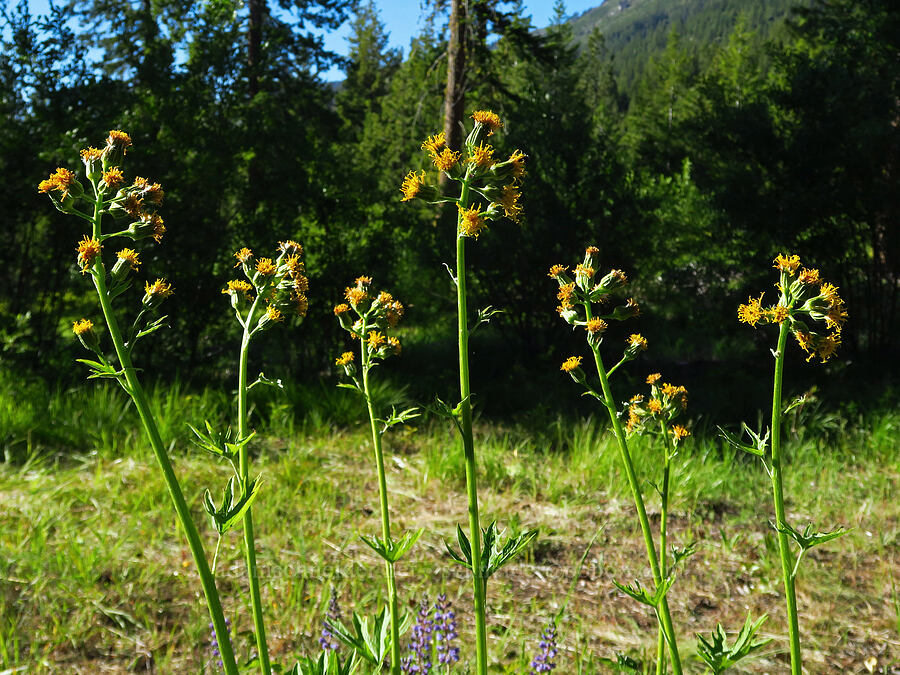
[457,204,487,239]
[627,334,648,351]
[234,247,253,265]
[39,167,77,196]
[101,167,125,189]
[773,253,801,274]
[671,425,690,443]
[737,294,766,327]
[432,147,460,172]
[585,318,607,335]
[106,130,132,153]
[471,110,503,134]
[646,372,661,384]
[560,356,582,372]
[223,279,253,297]
[255,258,277,276]
[468,142,495,169]
[76,236,102,271]
[400,170,427,202]
[72,318,93,335]
[498,183,523,222]
[798,268,820,285]
[548,264,568,279]
[508,149,527,178]
[333,303,350,316]
[530,621,558,674]
[116,248,141,271]
[367,330,386,350]
[421,132,446,155]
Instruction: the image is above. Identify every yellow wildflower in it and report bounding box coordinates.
[798,268,820,285]
[646,373,661,384]
[671,425,690,442]
[223,279,253,296]
[367,330,387,350]
[421,132,446,155]
[585,318,607,335]
[265,306,284,322]
[627,334,648,351]
[773,254,801,274]
[38,167,77,195]
[560,356,582,372]
[400,170,426,202]
[548,264,568,279]
[815,332,841,363]
[335,351,354,366]
[647,399,663,414]
[101,167,125,189]
[76,236,102,271]
[333,303,350,315]
[471,110,503,134]
[144,278,173,299]
[116,248,141,271]
[457,204,487,238]
[256,258,276,275]
[106,130,132,153]
[150,213,165,242]
[388,336,401,354]
[467,142,494,169]
[575,264,595,279]
[345,286,368,306]
[825,301,848,330]
[557,282,576,309]
[819,282,841,304]
[737,294,765,327]
[508,149,526,178]
[80,147,102,162]
[234,247,253,265]
[794,330,815,359]
[769,305,790,324]
[72,318,93,335]
[433,148,460,172]
[498,183,523,222]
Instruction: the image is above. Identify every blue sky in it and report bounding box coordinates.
[23,0,604,79]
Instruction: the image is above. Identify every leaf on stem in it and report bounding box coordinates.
[248,371,283,391]
[202,474,263,534]
[468,305,504,336]
[359,528,423,563]
[776,520,849,552]
[444,522,539,579]
[696,612,771,674]
[188,420,254,461]
[613,576,674,608]
[324,608,409,667]
[377,406,420,434]
[717,422,769,457]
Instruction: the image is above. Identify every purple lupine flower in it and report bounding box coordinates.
[401,595,434,674]
[432,594,460,665]
[319,587,342,651]
[530,621,558,674]
[209,617,231,672]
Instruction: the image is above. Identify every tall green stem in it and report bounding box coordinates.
[656,424,672,675]
[361,337,402,675]
[585,307,682,675]
[88,198,239,675]
[238,320,271,675]
[770,321,802,675]
[456,178,488,675]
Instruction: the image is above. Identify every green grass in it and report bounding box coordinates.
[0,374,898,672]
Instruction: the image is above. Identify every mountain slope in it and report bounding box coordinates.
[565,0,809,89]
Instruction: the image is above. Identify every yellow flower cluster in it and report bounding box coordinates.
[738,253,847,363]
[333,276,405,366]
[401,109,527,238]
[624,373,690,442]
[225,241,309,325]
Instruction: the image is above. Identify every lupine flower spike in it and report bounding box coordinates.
[530,621,558,674]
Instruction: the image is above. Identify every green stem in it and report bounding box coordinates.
[585,307,682,675]
[656,424,672,675]
[238,322,271,675]
[770,321,802,675]
[87,190,238,675]
[456,178,488,675]
[361,336,401,675]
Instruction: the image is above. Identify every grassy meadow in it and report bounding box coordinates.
[1,371,897,673]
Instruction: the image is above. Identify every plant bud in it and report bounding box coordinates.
[72,318,99,351]
[596,269,628,294]
[583,246,601,273]
[142,278,173,310]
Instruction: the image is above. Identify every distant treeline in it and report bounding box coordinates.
[2,0,897,412]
